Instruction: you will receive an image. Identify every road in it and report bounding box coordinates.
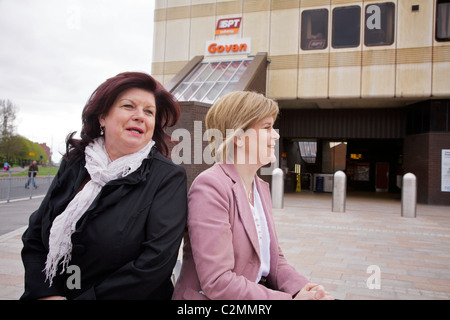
[0,174,53,202]
[0,196,44,236]
[0,171,53,236]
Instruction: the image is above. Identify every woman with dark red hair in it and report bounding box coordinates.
[21,72,187,300]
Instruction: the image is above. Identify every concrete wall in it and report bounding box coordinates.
[403,132,450,205]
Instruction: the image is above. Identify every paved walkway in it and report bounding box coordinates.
[0,191,449,300]
[0,225,27,299]
[274,192,450,300]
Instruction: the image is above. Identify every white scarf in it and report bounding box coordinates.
[44,137,155,286]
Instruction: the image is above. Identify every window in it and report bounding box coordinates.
[436,0,450,41]
[172,59,251,103]
[298,141,317,164]
[332,6,361,48]
[301,9,328,50]
[364,2,395,46]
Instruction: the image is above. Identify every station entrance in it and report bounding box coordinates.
[277,107,406,196]
[281,138,403,194]
[274,100,450,205]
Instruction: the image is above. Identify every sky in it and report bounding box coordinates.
[0,0,155,163]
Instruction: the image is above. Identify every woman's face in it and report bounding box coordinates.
[99,87,156,161]
[237,116,280,166]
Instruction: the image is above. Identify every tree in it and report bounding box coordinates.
[1,135,27,161]
[0,99,18,139]
[22,137,48,163]
[0,99,19,161]
[0,99,49,164]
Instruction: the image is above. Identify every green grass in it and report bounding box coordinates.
[0,167,60,177]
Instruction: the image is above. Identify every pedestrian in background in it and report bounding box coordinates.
[21,72,187,300]
[173,91,333,300]
[24,160,38,189]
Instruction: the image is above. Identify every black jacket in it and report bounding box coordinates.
[21,148,187,300]
[28,164,38,177]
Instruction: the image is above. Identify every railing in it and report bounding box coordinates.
[0,172,55,202]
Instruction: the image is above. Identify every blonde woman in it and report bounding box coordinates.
[173,91,333,300]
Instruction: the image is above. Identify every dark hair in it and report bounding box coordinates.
[65,72,180,161]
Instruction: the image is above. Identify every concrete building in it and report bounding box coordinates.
[152,0,450,205]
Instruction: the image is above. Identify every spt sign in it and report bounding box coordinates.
[216,18,242,35]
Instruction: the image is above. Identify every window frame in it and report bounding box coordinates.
[364,2,396,47]
[171,59,252,103]
[301,8,329,51]
[436,0,450,42]
[332,5,362,49]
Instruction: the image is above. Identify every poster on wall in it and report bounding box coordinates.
[354,163,370,182]
[442,149,450,192]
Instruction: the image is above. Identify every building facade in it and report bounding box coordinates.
[152,0,450,205]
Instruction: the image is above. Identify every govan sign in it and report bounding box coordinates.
[205,38,251,57]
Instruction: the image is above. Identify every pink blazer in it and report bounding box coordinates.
[172,163,309,300]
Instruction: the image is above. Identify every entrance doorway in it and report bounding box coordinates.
[282,138,403,194]
[375,162,389,192]
[346,139,402,193]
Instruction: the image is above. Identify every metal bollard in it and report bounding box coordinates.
[332,171,346,213]
[401,173,417,218]
[271,168,284,209]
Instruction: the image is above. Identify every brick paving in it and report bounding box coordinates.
[274,192,450,300]
[0,226,26,300]
[0,192,449,300]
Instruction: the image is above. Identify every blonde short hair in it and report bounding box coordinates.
[205,91,279,163]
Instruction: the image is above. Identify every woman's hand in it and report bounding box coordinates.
[39,296,66,300]
[293,283,334,300]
